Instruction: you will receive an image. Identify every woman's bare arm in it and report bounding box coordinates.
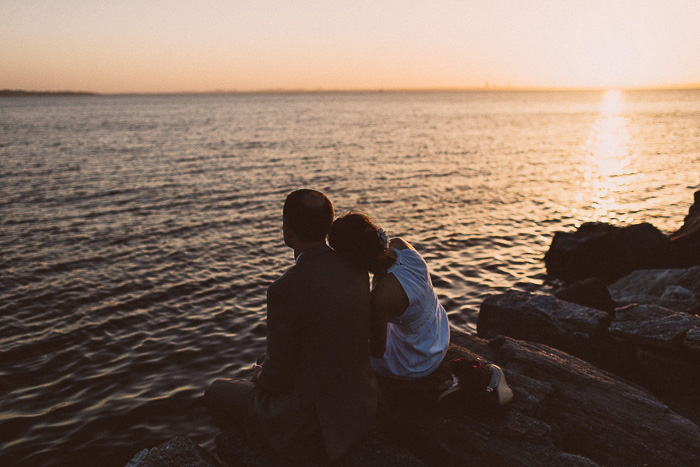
[370,273,409,358]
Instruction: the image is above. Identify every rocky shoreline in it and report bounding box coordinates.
[127,191,700,466]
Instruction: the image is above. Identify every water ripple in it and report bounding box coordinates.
[1,90,699,465]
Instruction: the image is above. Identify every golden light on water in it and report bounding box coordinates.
[579,89,639,225]
[599,89,625,115]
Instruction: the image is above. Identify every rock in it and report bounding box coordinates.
[478,290,700,421]
[685,327,700,353]
[554,277,618,312]
[477,290,611,360]
[609,304,700,351]
[662,284,696,301]
[544,222,673,284]
[125,449,149,467]
[608,267,700,313]
[670,190,700,267]
[377,332,700,467]
[126,436,222,467]
[633,347,700,395]
[607,305,700,394]
[137,332,700,467]
[545,191,700,284]
[214,429,426,467]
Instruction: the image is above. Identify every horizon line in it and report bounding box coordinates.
[3,84,700,96]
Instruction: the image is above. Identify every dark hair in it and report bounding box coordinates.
[283,189,334,242]
[328,212,392,273]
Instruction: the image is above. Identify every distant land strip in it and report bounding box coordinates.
[0,89,96,97]
[2,85,700,97]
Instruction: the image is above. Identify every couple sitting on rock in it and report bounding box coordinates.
[204,189,511,463]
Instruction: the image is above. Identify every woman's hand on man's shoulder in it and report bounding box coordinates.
[388,237,414,251]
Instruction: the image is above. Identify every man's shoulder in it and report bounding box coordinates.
[269,263,301,292]
[272,247,364,289]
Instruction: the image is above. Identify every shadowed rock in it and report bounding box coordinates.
[126,436,222,467]
[544,222,673,284]
[554,277,618,312]
[608,267,700,313]
[670,190,700,267]
[128,332,700,467]
[545,190,700,285]
[213,428,427,467]
[609,304,700,351]
[376,332,700,467]
[686,327,700,353]
[477,290,611,360]
[478,290,700,424]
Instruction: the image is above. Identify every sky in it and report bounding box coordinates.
[2,0,700,93]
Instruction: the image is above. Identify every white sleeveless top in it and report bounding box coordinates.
[370,248,450,379]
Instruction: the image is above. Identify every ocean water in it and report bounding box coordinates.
[1,90,699,466]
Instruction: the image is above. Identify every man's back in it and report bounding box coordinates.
[258,244,377,460]
[205,190,376,463]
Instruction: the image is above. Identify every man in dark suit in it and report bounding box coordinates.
[205,189,377,462]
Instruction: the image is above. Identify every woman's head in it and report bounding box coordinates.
[329,212,392,273]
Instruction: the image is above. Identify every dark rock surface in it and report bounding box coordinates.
[554,277,618,312]
[608,267,700,313]
[126,436,222,467]
[127,331,700,466]
[376,332,700,467]
[545,190,700,285]
[670,190,700,267]
[544,222,673,284]
[214,429,427,467]
[686,327,700,353]
[609,303,700,351]
[477,290,611,361]
[478,290,700,424]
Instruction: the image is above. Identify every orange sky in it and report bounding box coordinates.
[2,1,699,93]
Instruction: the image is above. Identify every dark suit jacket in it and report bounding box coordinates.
[256,244,377,460]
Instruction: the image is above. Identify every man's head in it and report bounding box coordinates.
[283,189,334,248]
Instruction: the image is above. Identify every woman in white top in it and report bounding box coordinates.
[328,212,450,379]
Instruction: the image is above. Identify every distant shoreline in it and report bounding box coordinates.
[0,89,96,97]
[2,86,700,97]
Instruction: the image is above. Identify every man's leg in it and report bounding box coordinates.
[204,378,326,462]
[204,378,256,435]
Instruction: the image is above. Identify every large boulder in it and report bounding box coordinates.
[607,304,700,398]
[554,277,618,313]
[670,190,700,267]
[609,304,700,352]
[477,290,611,361]
[608,267,700,313]
[478,290,700,423]
[544,222,673,284]
[377,332,700,467]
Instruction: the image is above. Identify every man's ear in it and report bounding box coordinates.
[283,221,296,248]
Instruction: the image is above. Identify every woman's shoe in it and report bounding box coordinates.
[438,373,462,403]
[486,364,513,405]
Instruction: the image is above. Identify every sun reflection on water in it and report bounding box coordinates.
[578,89,639,225]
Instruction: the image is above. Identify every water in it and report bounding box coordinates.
[1,90,698,466]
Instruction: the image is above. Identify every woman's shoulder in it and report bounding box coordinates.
[388,237,415,251]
